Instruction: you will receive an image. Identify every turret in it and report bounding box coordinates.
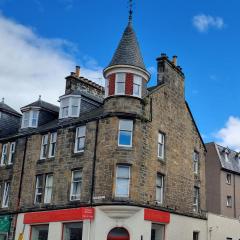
[103,18,150,115]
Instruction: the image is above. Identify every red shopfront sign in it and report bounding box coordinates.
[144,209,170,224]
[24,207,95,224]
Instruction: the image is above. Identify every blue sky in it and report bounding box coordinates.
[0,0,239,148]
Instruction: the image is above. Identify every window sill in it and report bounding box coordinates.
[72,151,84,157]
[117,146,133,151]
[113,196,130,202]
[0,164,13,169]
[36,158,55,164]
[157,158,166,164]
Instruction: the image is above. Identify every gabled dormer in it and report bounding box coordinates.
[59,67,104,119]
[20,96,59,129]
[0,98,21,137]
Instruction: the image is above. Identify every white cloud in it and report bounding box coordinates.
[193,14,224,32]
[0,14,103,112]
[215,116,240,151]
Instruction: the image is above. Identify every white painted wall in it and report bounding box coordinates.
[166,213,207,240]
[208,213,240,240]
[14,207,209,240]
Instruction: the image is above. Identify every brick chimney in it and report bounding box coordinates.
[76,66,80,78]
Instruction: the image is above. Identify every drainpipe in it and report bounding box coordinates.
[12,137,28,239]
[233,174,236,218]
[90,119,99,205]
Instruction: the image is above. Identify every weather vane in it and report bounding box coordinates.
[129,0,133,23]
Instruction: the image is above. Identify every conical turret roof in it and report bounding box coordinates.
[107,22,147,71]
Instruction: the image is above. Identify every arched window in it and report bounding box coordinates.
[107,227,130,240]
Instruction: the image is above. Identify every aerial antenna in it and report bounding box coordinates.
[128,0,133,24]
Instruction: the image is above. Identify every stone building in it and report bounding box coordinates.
[0,15,207,240]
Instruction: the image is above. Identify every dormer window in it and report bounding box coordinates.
[223,148,230,162]
[21,110,39,128]
[59,96,81,119]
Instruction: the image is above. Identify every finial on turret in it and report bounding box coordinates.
[128,0,133,24]
[38,95,42,101]
[1,98,4,103]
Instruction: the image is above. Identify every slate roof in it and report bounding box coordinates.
[21,99,59,113]
[60,90,103,103]
[215,144,240,174]
[0,102,21,117]
[1,106,104,141]
[107,22,147,71]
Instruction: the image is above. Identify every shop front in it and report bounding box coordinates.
[0,215,11,240]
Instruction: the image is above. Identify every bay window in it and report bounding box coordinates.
[59,96,81,119]
[115,165,130,198]
[118,119,133,147]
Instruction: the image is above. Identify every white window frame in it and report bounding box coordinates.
[44,174,53,204]
[40,134,48,160]
[158,132,165,160]
[193,151,199,174]
[156,174,164,203]
[59,96,81,119]
[105,78,109,98]
[193,187,200,212]
[21,110,39,128]
[74,126,86,153]
[115,73,126,95]
[226,173,231,185]
[48,132,57,158]
[0,144,7,166]
[118,119,133,147]
[8,142,16,165]
[70,170,82,201]
[133,75,142,97]
[34,175,44,204]
[2,182,10,208]
[227,196,232,207]
[115,165,131,198]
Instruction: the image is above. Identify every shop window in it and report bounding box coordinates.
[107,227,129,240]
[63,222,83,240]
[31,225,49,240]
[151,224,164,240]
[0,233,8,240]
[193,232,199,240]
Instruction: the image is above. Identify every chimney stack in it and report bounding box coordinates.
[76,66,80,77]
[172,56,177,66]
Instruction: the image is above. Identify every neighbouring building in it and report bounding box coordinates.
[206,142,240,240]
[0,12,208,240]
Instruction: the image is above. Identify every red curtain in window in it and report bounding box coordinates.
[109,74,116,96]
[125,73,133,95]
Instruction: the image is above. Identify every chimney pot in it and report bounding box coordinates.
[172,56,177,66]
[76,66,80,77]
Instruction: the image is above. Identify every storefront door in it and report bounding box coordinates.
[107,227,130,240]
